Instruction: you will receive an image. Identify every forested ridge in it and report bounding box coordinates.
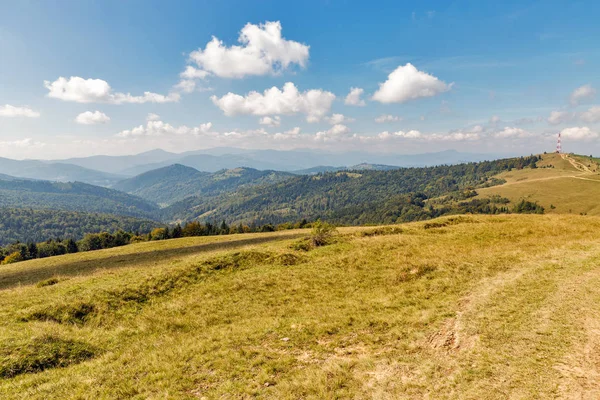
[112,165,294,206]
[162,155,540,224]
[0,208,161,246]
[0,179,159,219]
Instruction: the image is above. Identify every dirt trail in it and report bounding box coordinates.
[488,154,600,189]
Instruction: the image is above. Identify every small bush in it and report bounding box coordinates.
[309,220,337,247]
[0,335,97,378]
[356,226,403,237]
[1,251,24,265]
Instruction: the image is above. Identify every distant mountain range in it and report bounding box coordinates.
[58,148,506,176]
[0,148,507,186]
[0,157,124,186]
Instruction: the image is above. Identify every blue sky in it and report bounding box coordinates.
[1,0,600,159]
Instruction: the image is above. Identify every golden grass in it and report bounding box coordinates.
[2,214,600,398]
[477,152,600,215]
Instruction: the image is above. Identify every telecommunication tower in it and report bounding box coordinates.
[556,132,562,154]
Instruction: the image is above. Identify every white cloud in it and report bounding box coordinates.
[375,114,400,123]
[146,113,161,121]
[174,66,213,93]
[547,110,573,125]
[211,82,335,122]
[0,138,45,148]
[75,111,110,125]
[433,132,480,141]
[570,84,596,106]
[489,115,501,124]
[378,130,422,139]
[325,113,355,125]
[580,106,600,123]
[315,124,350,141]
[0,104,40,118]
[494,127,531,138]
[188,21,309,79]
[560,126,598,140]
[45,76,180,104]
[259,116,281,127]
[117,119,213,138]
[372,63,452,104]
[344,87,366,106]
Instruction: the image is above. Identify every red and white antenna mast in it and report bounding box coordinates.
[556,132,562,154]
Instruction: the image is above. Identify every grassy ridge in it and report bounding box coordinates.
[1,214,600,398]
[477,153,600,215]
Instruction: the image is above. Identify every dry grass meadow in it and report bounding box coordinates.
[2,214,600,398]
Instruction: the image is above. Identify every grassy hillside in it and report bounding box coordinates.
[0,180,159,219]
[1,214,599,398]
[476,153,600,215]
[113,165,293,206]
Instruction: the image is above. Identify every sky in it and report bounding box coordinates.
[1,0,600,159]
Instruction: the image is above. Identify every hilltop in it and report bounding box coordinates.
[475,152,600,215]
[1,214,599,398]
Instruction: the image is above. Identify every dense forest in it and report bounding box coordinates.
[162,156,540,224]
[0,208,161,246]
[112,165,294,206]
[0,180,159,219]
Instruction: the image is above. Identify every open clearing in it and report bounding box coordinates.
[2,214,600,398]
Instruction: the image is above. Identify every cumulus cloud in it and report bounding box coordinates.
[259,116,281,127]
[378,130,422,139]
[580,106,600,123]
[146,113,161,121]
[325,114,355,125]
[560,126,598,140]
[344,87,366,106]
[0,104,40,118]
[547,110,573,125]
[494,127,531,138]
[45,76,180,104]
[117,119,213,138]
[188,21,309,79]
[372,63,452,104]
[0,138,45,148]
[174,67,213,93]
[489,115,501,124]
[315,124,351,141]
[375,114,400,123]
[570,84,596,106]
[75,111,110,125]
[210,82,335,122]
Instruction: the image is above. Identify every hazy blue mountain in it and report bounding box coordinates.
[113,148,506,176]
[58,149,180,175]
[0,157,124,186]
[0,179,159,219]
[349,163,401,171]
[113,164,294,206]
[291,166,344,175]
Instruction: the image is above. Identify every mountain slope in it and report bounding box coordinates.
[162,155,539,224]
[0,179,159,219]
[475,153,600,215]
[0,208,160,246]
[0,158,123,186]
[1,215,600,398]
[59,149,180,175]
[113,165,294,206]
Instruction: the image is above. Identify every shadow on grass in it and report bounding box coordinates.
[0,233,305,291]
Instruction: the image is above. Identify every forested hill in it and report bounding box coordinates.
[0,179,159,219]
[0,208,161,246]
[162,155,540,224]
[112,165,294,206]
